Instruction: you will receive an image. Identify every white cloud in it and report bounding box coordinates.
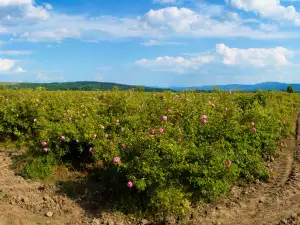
[0,58,25,73]
[227,0,300,25]
[0,50,33,55]
[15,28,80,42]
[2,3,300,44]
[216,43,294,67]
[0,0,32,7]
[36,73,64,81]
[141,39,184,46]
[136,55,215,73]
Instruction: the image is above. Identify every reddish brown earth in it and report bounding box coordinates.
[1,113,300,225]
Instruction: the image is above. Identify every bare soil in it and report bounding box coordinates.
[1,113,300,225]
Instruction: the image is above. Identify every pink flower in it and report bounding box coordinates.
[89,147,93,153]
[225,160,232,168]
[104,133,109,138]
[127,181,133,188]
[122,143,126,149]
[162,116,167,121]
[250,121,255,126]
[159,127,164,133]
[202,119,207,125]
[60,136,65,141]
[113,157,120,164]
[116,119,120,123]
[93,134,97,139]
[43,148,48,153]
[134,110,137,113]
[168,109,172,113]
[100,125,105,129]
[252,127,257,133]
[173,95,179,99]
[41,141,47,146]
[178,138,182,143]
[68,117,72,121]
[201,115,207,119]
[151,130,155,135]
[211,103,215,108]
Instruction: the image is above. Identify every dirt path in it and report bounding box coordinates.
[0,150,94,225]
[2,114,300,225]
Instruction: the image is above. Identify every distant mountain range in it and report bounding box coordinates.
[1,81,299,92]
[169,82,300,92]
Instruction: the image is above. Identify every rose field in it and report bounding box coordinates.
[0,88,299,221]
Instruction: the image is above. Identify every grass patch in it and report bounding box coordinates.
[19,154,57,180]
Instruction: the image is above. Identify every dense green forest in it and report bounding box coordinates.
[0,81,170,92]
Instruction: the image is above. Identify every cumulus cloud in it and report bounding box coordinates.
[226,0,300,25]
[136,55,215,73]
[216,43,294,67]
[0,58,25,73]
[2,2,298,43]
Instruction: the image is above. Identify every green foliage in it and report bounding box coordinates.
[20,154,57,180]
[0,89,299,219]
[287,86,294,93]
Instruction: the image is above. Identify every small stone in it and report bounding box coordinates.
[258,198,265,203]
[291,213,297,219]
[45,212,53,217]
[270,156,275,162]
[141,219,148,225]
[281,219,288,224]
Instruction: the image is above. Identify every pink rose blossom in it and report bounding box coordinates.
[100,125,105,129]
[250,121,255,126]
[201,115,207,119]
[225,160,232,168]
[68,117,72,121]
[178,138,182,143]
[93,134,97,139]
[116,119,120,123]
[202,119,207,125]
[43,148,48,153]
[127,181,133,188]
[113,157,120,164]
[134,110,137,113]
[159,127,164,133]
[168,109,172,113]
[60,136,65,141]
[151,130,155,135]
[162,116,167,121]
[89,147,93,153]
[252,127,257,133]
[104,133,109,138]
[41,141,47,146]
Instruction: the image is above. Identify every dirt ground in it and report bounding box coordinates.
[1,113,300,225]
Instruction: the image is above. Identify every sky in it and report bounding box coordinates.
[1,0,300,87]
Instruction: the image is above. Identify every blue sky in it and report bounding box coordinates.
[1,0,300,87]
